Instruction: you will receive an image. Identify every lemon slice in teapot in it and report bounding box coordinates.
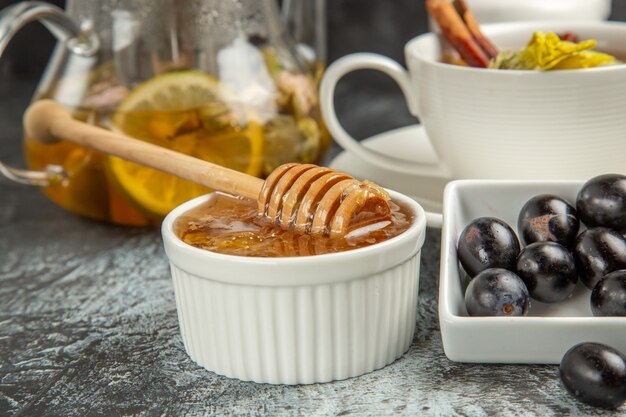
[108,71,264,218]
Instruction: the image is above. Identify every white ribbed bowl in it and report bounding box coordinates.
[162,190,427,384]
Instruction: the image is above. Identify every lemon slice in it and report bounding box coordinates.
[108,71,264,218]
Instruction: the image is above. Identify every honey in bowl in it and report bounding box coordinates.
[174,193,413,257]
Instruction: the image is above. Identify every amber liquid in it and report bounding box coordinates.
[174,193,413,257]
[25,105,278,226]
[23,106,146,224]
[25,61,330,227]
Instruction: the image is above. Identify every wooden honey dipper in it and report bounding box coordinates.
[24,100,391,238]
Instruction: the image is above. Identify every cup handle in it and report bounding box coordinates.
[321,53,451,178]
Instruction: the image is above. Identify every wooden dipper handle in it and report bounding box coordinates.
[23,100,265,200]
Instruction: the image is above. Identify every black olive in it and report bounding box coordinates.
[560,342,626,409]
[516,242,577,303]
[576,173,626,233]
[457,217,520,278]
[591,270,626,316]
[573,227,626,289]
[518,194,579,248]
[464,268,529,316]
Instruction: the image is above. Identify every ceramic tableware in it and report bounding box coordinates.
[321,21,626,181]
[162,190,427,384]
[329,124,446,227]
[447,0,611,24]
[439,179,626,364]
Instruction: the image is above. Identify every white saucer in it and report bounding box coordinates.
[329,125,448,227]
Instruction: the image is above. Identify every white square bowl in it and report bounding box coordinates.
[439,180,626,364]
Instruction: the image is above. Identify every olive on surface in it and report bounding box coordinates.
[591,270,626,316]
[576,173,626,233]
[574,227,626,289]
[457,217,520,278]
[560,342,626,409]
[516,242,578,303]
[517,194,579,248]
[464,268,529,316]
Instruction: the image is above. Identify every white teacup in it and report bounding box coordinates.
[321,21,626,180]
[454,0,611,24]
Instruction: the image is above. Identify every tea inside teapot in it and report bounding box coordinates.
[3,0,330,226]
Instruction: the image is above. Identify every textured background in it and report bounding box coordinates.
[2,1,626,416]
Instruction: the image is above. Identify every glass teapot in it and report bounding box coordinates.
[0,0,329,226]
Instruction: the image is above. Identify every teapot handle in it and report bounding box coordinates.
[0,1,98,187]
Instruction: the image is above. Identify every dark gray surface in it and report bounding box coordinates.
[3,2,626,416]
